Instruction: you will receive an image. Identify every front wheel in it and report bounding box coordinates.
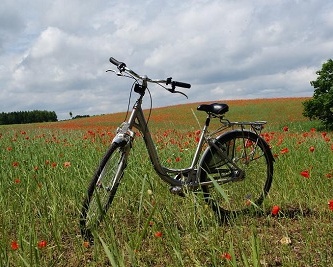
[80,143,127,243]
[199,130,274,216]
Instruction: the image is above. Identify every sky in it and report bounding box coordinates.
[1,0,333,121]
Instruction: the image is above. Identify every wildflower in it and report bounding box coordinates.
[175,157,181,162]
[51,162,57,168]
[83,241,90,248]
[245,140,254,148]
[7,147,12,151]
[309,146,315,152]
[64,161,71,167]
[325,173,332,178]
[271,205,280,216]
[14,178,21,184]
[280,148,289,154]
[10,241,19,250]
[280,236,292,245]
[12,161,19,167]
[37,240,47,249]
[300,170,310,178]
[283,126,289,132]
[221,252,232,260]
[328,200,333,211]
[154,231,163,238]
[147,189,153,195]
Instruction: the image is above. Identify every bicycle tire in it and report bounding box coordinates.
[80,143,127,243]
[199,130,273,217]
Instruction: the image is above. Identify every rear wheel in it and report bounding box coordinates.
[199,130,273,217]
[80,143,127,243]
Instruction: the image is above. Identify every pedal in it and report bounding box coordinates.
[169,186,185,197]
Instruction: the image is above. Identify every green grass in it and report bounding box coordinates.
[1,97,333,266]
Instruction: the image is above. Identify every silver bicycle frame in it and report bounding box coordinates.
[111,94,208,187]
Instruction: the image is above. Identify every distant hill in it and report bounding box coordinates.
[36,97,311,131]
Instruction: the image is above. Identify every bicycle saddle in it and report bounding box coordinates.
[197,103,229,115]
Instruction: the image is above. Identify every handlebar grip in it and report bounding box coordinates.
[109,57,127,70]
[172,81,191,89]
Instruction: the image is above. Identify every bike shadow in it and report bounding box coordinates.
[214,203,314,225]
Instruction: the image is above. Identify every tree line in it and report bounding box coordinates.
[0,110,58,125]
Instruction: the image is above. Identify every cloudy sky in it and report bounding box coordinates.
[1,0,332,120]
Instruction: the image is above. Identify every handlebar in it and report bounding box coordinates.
[109,57,191,90]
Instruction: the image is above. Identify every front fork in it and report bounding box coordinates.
[112,122,135,147]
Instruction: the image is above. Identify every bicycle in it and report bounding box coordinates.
[80,57,274,243]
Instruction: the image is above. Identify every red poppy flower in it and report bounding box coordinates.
[280,148,289,154]
[14,178,21,184]
[300,170,310,178]
[309,146,315,152]
[195,130,201,136]
[12,161,19,167]
[37,240,47,249]
[11,241,19,250]
[175,157,181,162]
[154,231,163,238]
[283,126,289,132]
[328,200,333,211]
[63,161,71,167]
[221,252,232,260]
[271,205,280,216]
[326,173,332,178]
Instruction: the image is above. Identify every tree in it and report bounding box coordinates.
[303,59,333,129]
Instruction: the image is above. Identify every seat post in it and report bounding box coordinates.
[205,115,211,127]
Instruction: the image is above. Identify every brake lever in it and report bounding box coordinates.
[106,69,123,76]
[167,89,188,98]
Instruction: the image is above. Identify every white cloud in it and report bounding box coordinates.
[0,0,332,120]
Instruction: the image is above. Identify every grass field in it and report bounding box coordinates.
[1,97,333,266]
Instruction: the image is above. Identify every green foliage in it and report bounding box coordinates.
[0,110,57,125]
[303,59,333,129]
